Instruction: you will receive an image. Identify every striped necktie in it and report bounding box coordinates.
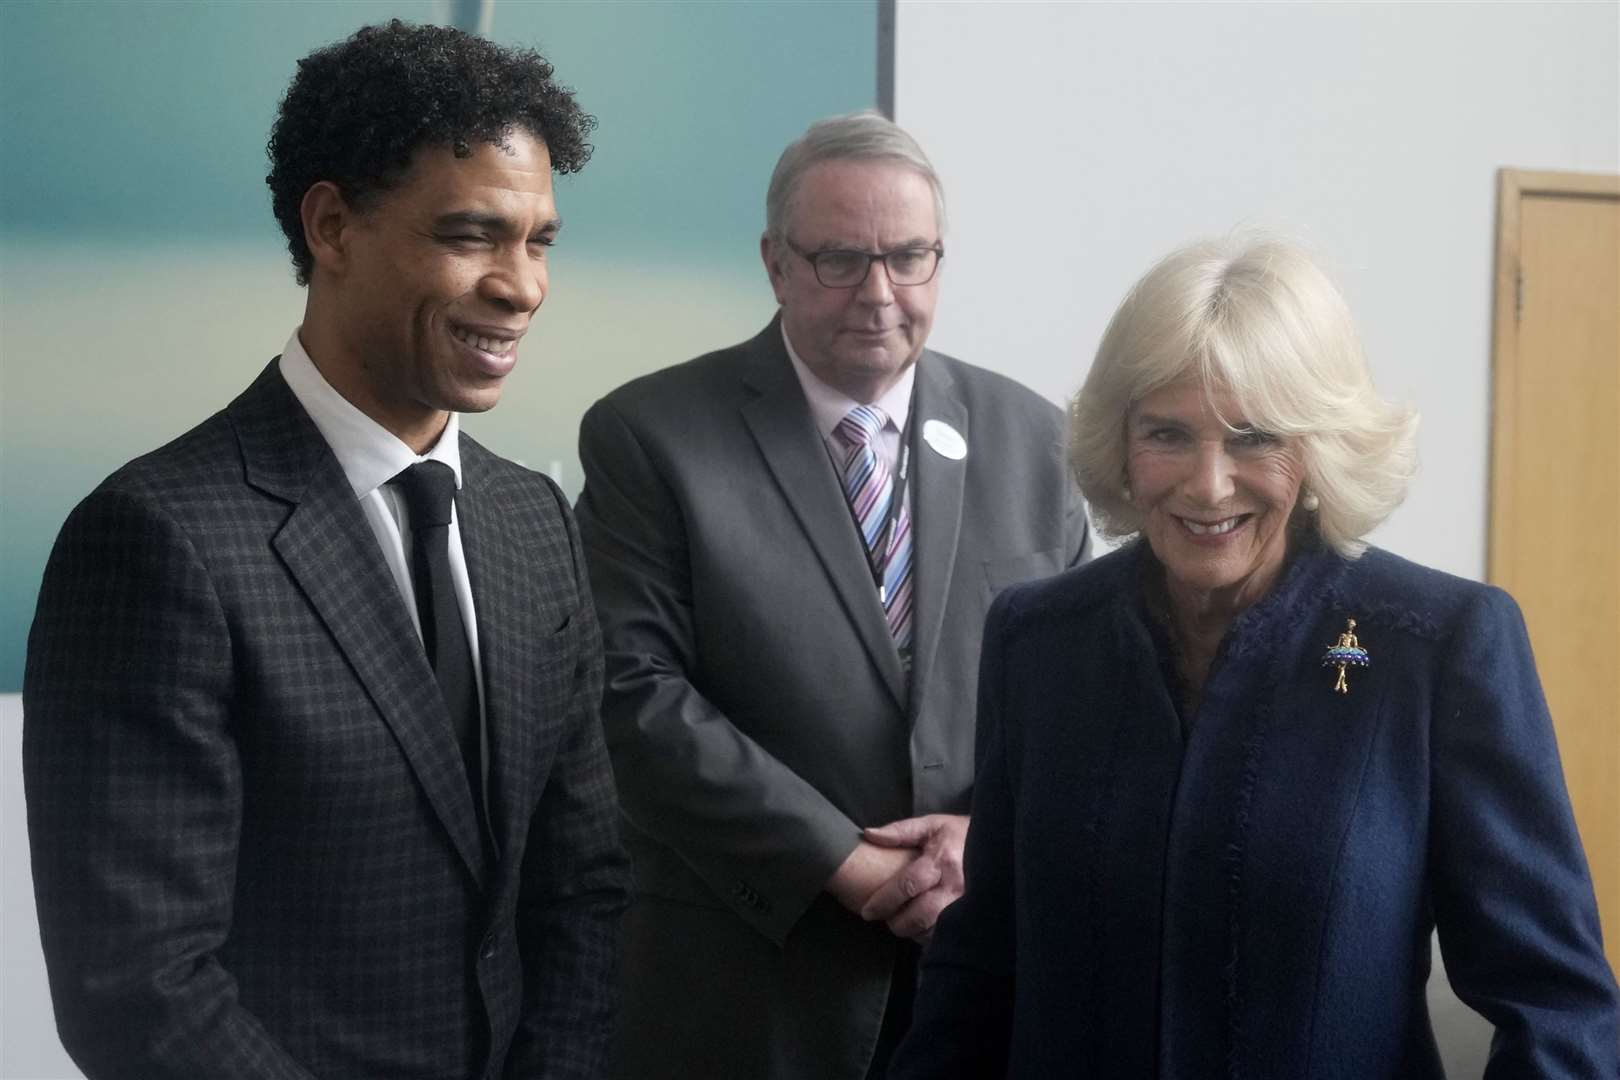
[834,405,914,654]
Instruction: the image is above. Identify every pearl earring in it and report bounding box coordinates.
[1122,484,1133,503]
[1302,491,1320,512]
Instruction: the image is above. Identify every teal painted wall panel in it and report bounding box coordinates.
[492,0,878,261]
[0,0,876,262]
[1,1,439,239]
[0,0,876,690]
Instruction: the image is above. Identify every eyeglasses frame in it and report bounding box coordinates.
[783,238,946,289]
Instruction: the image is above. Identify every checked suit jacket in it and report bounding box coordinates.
[575,319,1090,1080]
[23,361,630,1079]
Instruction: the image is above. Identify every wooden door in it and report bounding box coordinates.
[1489,168,1620,966]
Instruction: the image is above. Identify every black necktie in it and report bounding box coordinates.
[393,461,482,809]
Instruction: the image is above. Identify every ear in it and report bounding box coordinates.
[301,181,357,277]
[760,232,790,306]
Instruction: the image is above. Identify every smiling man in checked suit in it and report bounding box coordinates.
[576,112,1091,1080]
[22,22,628,1078]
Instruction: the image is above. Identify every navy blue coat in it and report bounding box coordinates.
[893,542,1618,1078]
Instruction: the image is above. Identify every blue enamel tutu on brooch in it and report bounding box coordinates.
[1322,618,1370,694]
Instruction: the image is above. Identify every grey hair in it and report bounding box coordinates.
[764,109,947,242]
[1068,236,1418,558]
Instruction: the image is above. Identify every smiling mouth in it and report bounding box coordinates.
[450,323,521,357]
[1179,515,1249,536]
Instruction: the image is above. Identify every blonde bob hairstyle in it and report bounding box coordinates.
[1069,237,1417,558]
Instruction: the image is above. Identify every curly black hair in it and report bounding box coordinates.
[266,19,595,285]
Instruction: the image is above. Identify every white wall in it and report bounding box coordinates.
[2,694,81,1079]
[896,0,1619,579]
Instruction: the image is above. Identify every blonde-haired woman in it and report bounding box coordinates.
[892,238,1618,1078]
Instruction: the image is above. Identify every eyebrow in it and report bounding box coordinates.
[432,210,562,237]
[1132,412,1262,433]
[810,236,937,252]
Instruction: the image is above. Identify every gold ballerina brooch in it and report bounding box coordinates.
[1321,618,1370,694]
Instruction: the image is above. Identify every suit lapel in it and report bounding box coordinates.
[907,354,967,719]
[739,326,907,711]
[231,363,488,886]
[454,448,530,867]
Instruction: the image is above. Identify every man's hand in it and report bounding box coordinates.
[858,814,970,942]
[826,839,916,913]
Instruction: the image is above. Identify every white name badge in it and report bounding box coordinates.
[922,419,967,461]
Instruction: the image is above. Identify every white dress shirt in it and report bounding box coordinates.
[277,331,489,780]
[782,324,915,484]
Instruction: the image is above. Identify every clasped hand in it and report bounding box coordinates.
[826,814,969,942]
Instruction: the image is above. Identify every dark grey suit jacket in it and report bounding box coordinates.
[575,320,1088,1079]
[24,362,630,1079]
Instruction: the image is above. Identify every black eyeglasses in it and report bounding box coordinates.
[786,239,944,289]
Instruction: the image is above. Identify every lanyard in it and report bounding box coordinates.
[871,429,911,602]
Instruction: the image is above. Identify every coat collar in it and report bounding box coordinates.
[906,354,968,717]
[227,361,490,886]
[1118,535,1349,669]
[454,439,554,872]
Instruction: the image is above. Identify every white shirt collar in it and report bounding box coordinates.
[277,329,462,499]
[781,323,916,441]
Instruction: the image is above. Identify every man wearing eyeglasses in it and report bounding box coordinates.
[575,110,1089,1080]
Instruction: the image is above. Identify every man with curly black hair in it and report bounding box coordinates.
[24,20,629,1079]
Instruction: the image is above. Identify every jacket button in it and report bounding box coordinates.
[480,934,497,960]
